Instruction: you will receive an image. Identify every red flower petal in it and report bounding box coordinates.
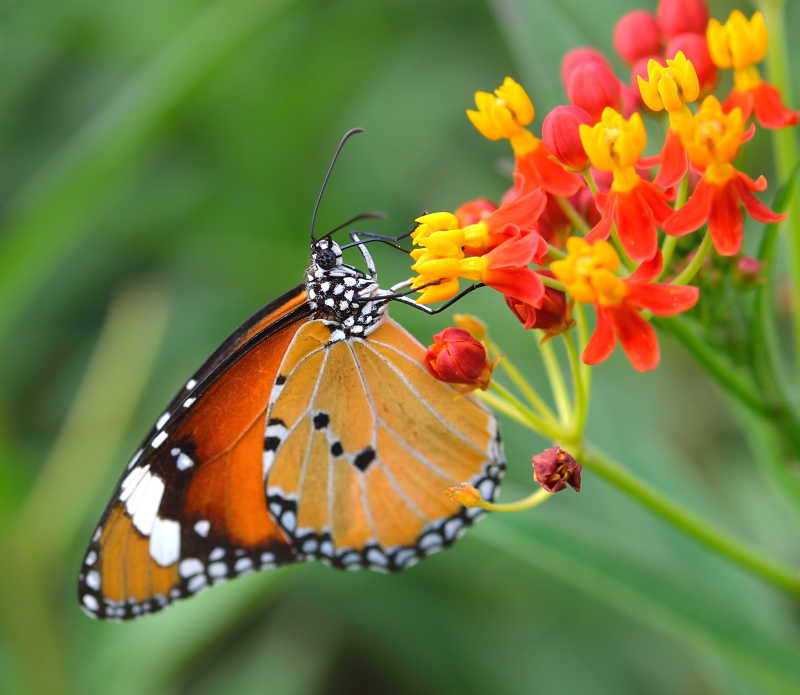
[723,88,755,121]
[629,250,663,283]
[488,189,548,233]
[654,129,688,189]
[708,180,743,256]
[609,305,659,371]
[586,209,614,243]
[664,178,713,236]
[515,145,583,197]
[734,172,786,224]
[627,282,699,315]
[582,305,616,365]
[753,81,799,130]
[614,188,658,262]
[484,266,545,306]
[486,229,548,268]
[637,179,676,223]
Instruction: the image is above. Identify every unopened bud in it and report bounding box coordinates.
[533,447,581,493]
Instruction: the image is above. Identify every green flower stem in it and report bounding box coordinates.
[477,488,552,512]
[582,448,800,600]
[760,0,800,375]
[575,303,592,404]
[540,275,567,293]
[484,381,564,441]
[672,230,712,285]
[562,331,588,439]
[656,315,772,417]
[486,338,560,426]
[556,194,591,236]
[547,244,567,260]
[536,333,572,423]
[659,176,689,279]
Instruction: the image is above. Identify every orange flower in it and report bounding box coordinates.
[665,96,785,255]
[707,10,798,129]
[425,327,495,392]
[551,238,699,371]
[580,108,675,262]
[468,77,583,197]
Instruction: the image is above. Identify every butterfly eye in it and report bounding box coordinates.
[316,248,338,269]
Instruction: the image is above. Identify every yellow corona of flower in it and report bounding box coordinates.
[707,10,767,72]
[466,76,535,141]
[676,95,744,182]
[637,51,700,113]
[579,108,646,189]
[550,238,628,307]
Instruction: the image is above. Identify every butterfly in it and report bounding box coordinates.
[77,129,505,621]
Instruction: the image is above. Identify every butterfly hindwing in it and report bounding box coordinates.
[78,290,310,620]
[264,317,505,571]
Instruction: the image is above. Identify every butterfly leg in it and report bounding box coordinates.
[348,232,378,277]
[376,281,486,315]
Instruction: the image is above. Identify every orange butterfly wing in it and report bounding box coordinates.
[264,317,504,570]
[77,287,309,620]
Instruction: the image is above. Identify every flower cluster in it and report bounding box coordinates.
[416,0,792,375]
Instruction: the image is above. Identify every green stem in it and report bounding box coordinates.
[575,303,592,405]
[563,331,588,439]
[540,275,567,293]
[583,448,800,599]
[486,338,560,425]
[672,230,712,285]
[556,195,591,235]
[536,333,571,423]
[478,488,552,512]
[485,381,564,440]
[659,176,689,279]
[760,0,800,376]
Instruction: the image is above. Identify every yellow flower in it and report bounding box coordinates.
[707,10,767,71]
[579,108,647,172]
[676,95,744,182]
[551,237,628,307]
[637,51,700,113]
[467,76,535,141]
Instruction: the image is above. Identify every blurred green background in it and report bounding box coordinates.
[1,0,800,693]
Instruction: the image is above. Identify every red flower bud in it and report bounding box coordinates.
[533,447,581,493]
[735,256,763,287]
[505,272,573,337]
[425,327,494,392]
[566,61,622,122]
[665,33,717,93]
[542,105,593,170]
[613,10,662,65]
[455,198,497,227]
[656,0,709,39]
[561,47,612,90]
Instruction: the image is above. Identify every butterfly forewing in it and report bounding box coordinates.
[78,290,310,620]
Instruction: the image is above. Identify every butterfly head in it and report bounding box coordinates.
[310,237,343,271]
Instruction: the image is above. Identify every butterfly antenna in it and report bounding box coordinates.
[310,127,364,242]
[318,211,387,242]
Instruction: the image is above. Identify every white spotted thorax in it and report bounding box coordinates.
[305,238,387,340]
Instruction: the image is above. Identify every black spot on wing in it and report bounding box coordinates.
[313,412,329,429]
[353,447,376,472]
[330,441,343,457]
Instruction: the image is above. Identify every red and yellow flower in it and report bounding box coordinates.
[579,108,675,262]
[551,237,699,371]
[665,95,785,255]
[467,77,583,197]
[637,51,699,188]
[707,10,798,129]
[410,192,549,306]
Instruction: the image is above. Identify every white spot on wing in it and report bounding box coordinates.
[82,594,99,612]
[119,465,147,503]
[179,558,203,578]
[183,397,196,408]
[156,412,170,430]
[85,550,97,566]
[209,547,225,562]
[151,431,168,449]
[149,517,181,566]
[176,452,194,470]
[131,473,165,535]
[234,557,253,574]
[86,570,101,591]
[193,520,210,537]
[208,562,228,579]
[186,379,197,390]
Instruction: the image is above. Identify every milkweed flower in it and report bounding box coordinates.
[551,238,699,371]
[467,77,583,197]
[580,108,675,262]
[665,96,785,255]
[505,271,574,339]
[542,105,593,170]
[656,0,709,39]
[707,10,798,129]
[425,327,495,392]
[666,33,717,93]
[637,51,699,188]
[566,61,623,122]
[533,447,581,493]
[614,10,662,65]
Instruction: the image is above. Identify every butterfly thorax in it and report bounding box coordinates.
[305,238,386,340]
